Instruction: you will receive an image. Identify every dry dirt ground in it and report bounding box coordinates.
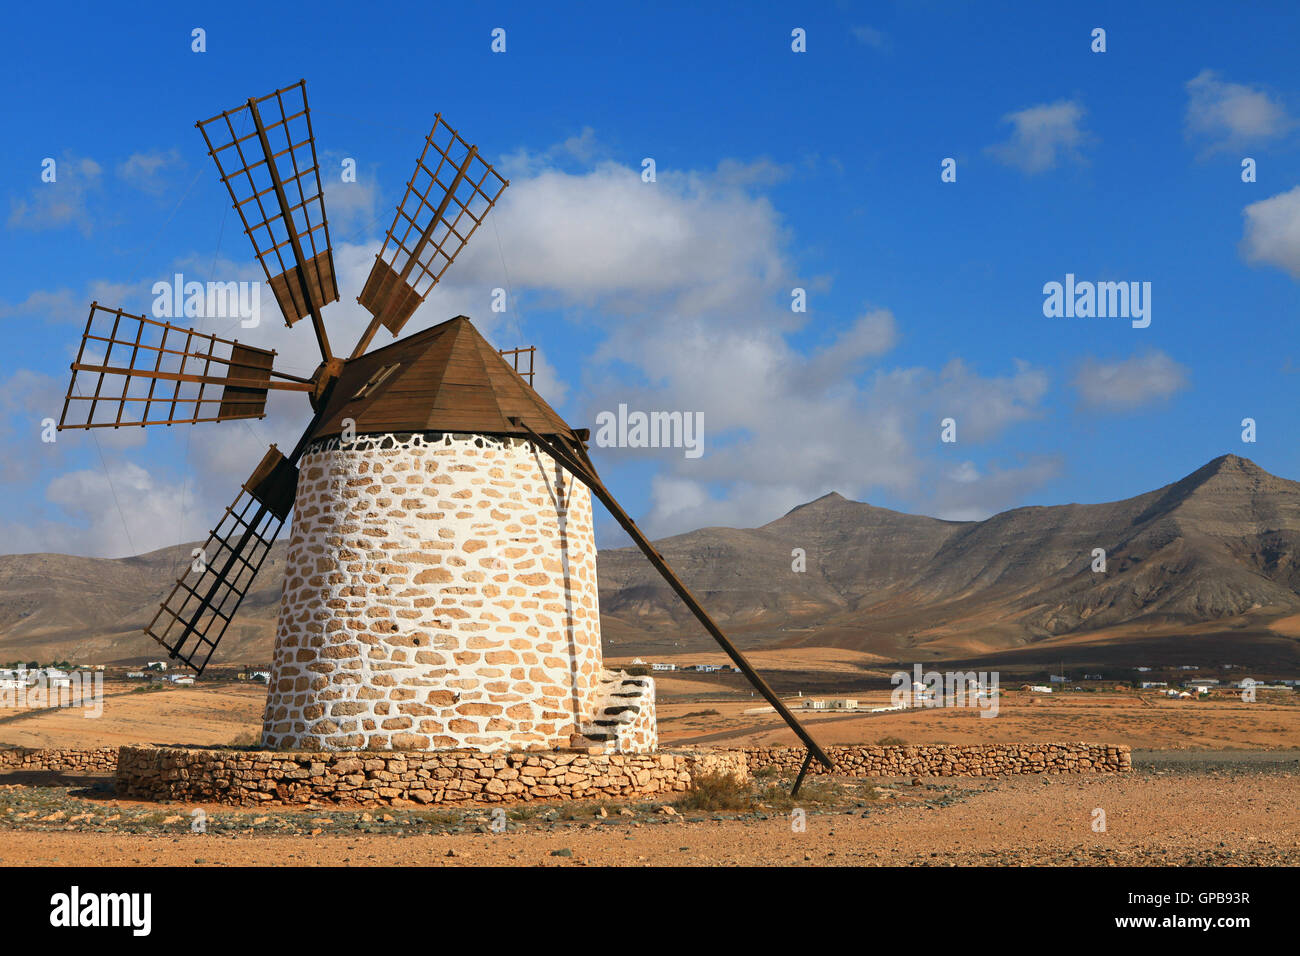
[3,666,1298,753]
[0,757,1295,866]
[0,683,265,749]
[0,668,1296,867]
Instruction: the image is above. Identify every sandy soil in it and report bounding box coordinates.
[0,683,265,749]
[1,762,1295,866]
[2,677,1296,755]
[658,691,1300,750]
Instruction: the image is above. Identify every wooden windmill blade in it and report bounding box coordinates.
[146,444,300,674]
[498,346,536,387]
[510,418,835,788]
[351,115,509,358]
[57,303,313,429]
[196,80,337,362]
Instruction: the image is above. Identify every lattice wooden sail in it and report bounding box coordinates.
[352,115,509,356]
[499,346,535,387]
[58,304,311,429]
[197,80,337,359]
[145,446,298,674]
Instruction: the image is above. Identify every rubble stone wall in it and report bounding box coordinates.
[115,746,746,807]
[0,747,119,773]
[743,743,1131,776]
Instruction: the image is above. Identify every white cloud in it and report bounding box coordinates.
[929,358,1048,441]
[583,312,1049,537]
[986,100,1091,174]
[499,126,603,178]
[1241,185,1300,279]
[7,154,102,236]
[1185,70,1293,151]
[949,461,980,484]
[116,149,184,195]
[1072,350,1190,411]
[851,25,890,51]
[925,456,1063,522]
[0,280,139,327]
[0,370,66,482]
[450,161,793,321]
[45,462,207,557]
[321,155,382,239]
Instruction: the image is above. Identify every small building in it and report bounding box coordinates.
[1141,681,1168,689]
[651,663,676,672]
[804,698,858,710]
[1028,685,1053,693]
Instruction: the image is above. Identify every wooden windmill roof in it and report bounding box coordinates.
[308,315,579,443]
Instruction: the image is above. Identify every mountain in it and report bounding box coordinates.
[2,455,1299,669]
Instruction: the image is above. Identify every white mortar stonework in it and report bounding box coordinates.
[262,431,642,752]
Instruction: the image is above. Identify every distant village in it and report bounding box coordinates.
[1019,664,1298,697]
[0,660,270,691]
[2,656,1296,702]
[630,659,741,674]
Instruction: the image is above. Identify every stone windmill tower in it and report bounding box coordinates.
[55,81,831,776]
[261,315,654,753]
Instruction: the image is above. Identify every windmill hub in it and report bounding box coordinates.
[308,357,345,411]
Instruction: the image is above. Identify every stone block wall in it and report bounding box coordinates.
[115,746,746,807]
[0,747,119,773]
[742,743,1131,776]
[264,432,604,753]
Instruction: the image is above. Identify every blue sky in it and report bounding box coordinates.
[1,0,1298,557]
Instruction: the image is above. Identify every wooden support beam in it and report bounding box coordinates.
[512,419,833,773]
[69,363,313,392]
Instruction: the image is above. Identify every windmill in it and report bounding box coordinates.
[57,81,830,786]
